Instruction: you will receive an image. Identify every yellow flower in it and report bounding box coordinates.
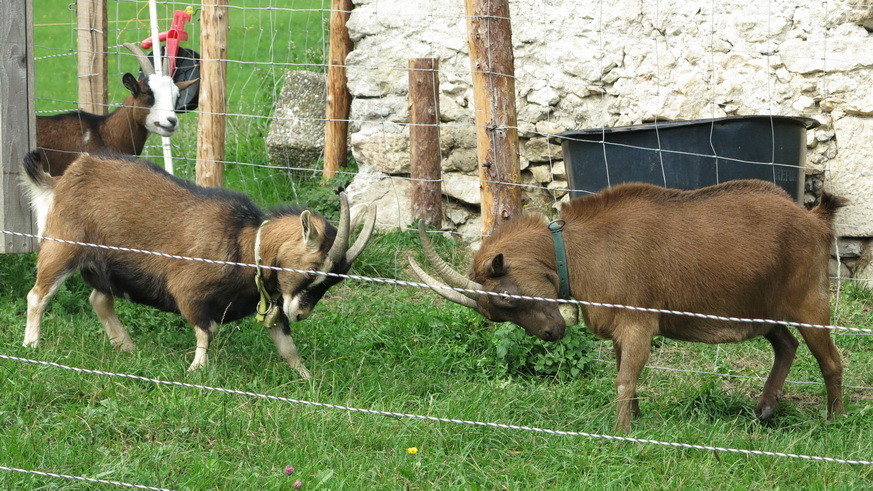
[407,447,418,454]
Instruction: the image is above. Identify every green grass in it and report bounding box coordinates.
[4,0,872,488]
[2,238,872,488]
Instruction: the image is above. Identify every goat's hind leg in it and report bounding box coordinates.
[89,289,135,352]
[791,295,844,418]
[24,242,76,347]
[756,324,799,420]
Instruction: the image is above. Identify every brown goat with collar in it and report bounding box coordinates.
[412,180,846,432]
[36,43,196,176]
[23,151,375,376]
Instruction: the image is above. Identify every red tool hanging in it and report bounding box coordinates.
[140,9,191,76]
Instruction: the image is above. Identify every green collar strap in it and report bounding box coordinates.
[547,219,571,300]
[254,220,281,328]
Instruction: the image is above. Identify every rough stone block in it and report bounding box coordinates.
[344,171,414,231]
[836,238,863,259]
[266,70,327,169]
[826,116,873,237]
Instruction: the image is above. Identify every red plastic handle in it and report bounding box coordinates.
[139,10,191,75]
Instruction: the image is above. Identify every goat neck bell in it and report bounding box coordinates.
[254,220,281,328]
[548,219,579,327]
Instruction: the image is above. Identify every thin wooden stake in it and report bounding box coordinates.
[409,58,442,227]
[323,0,353,179]
[196,0,229,187]
[465,0,522,235]
[77,0,108,115]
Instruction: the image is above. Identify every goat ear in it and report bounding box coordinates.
[299,210,321,250]
[122,73,140,95]
[176,78,199,90]
[486,254,507,278]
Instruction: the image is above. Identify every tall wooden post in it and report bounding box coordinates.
[77,0,108,115]
[196,0,229,187]
[323,0,353,179]
[0,0,36,252]
[409,58,442,227]
[465,0,521,235]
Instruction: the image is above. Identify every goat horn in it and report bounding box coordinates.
[162,53,170,77]
[408,257,478,309]
[344,204,377,265]
[123,42,155,77]
[560,303,579,327]
[417,221,482,299]
[325,192,351,270]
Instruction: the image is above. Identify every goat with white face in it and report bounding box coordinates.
[22,152,376,377]
[35,43,196,176]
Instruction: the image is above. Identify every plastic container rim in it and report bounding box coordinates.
[548,115,820,145]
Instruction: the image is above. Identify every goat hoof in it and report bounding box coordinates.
[23,339,40,348]
[756,404,776,420]
[111,340,136,352]
[291,364,311,380]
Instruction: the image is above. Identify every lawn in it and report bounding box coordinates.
[1,0,871,488]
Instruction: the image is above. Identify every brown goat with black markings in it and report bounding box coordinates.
[411,180,847,432]
[22,151,375,377]
[36,43,196,176]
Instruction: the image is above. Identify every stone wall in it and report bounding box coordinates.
[339,0,873,278]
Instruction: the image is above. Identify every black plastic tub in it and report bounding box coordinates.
[549,115,818,201]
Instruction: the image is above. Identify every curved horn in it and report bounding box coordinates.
[123,42,155,77]
[344,203,377,265]
[417,221,482,298]
[408,257,478,309]
[325,192,351,269]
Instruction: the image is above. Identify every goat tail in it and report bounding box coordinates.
[23,150,54,191]
[22,150,55,236]
[811,191,849,224]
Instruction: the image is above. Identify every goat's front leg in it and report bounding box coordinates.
[614,343,641,418]
[188,321,216,371]
[267,320,310,379]
[613,328,653,433]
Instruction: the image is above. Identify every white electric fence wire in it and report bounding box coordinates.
[147,0,173,174]
[3,229,871,335]
[1,354,870,466]
[0,465,173,491]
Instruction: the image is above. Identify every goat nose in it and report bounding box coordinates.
[167,116,178,127]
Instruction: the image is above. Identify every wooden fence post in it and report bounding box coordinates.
[77,0,108,115]
[465,0,521,236]
[0,0,36,252]
[196,0,229,187]
[409,58,442,227]
[323,0,353,179]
